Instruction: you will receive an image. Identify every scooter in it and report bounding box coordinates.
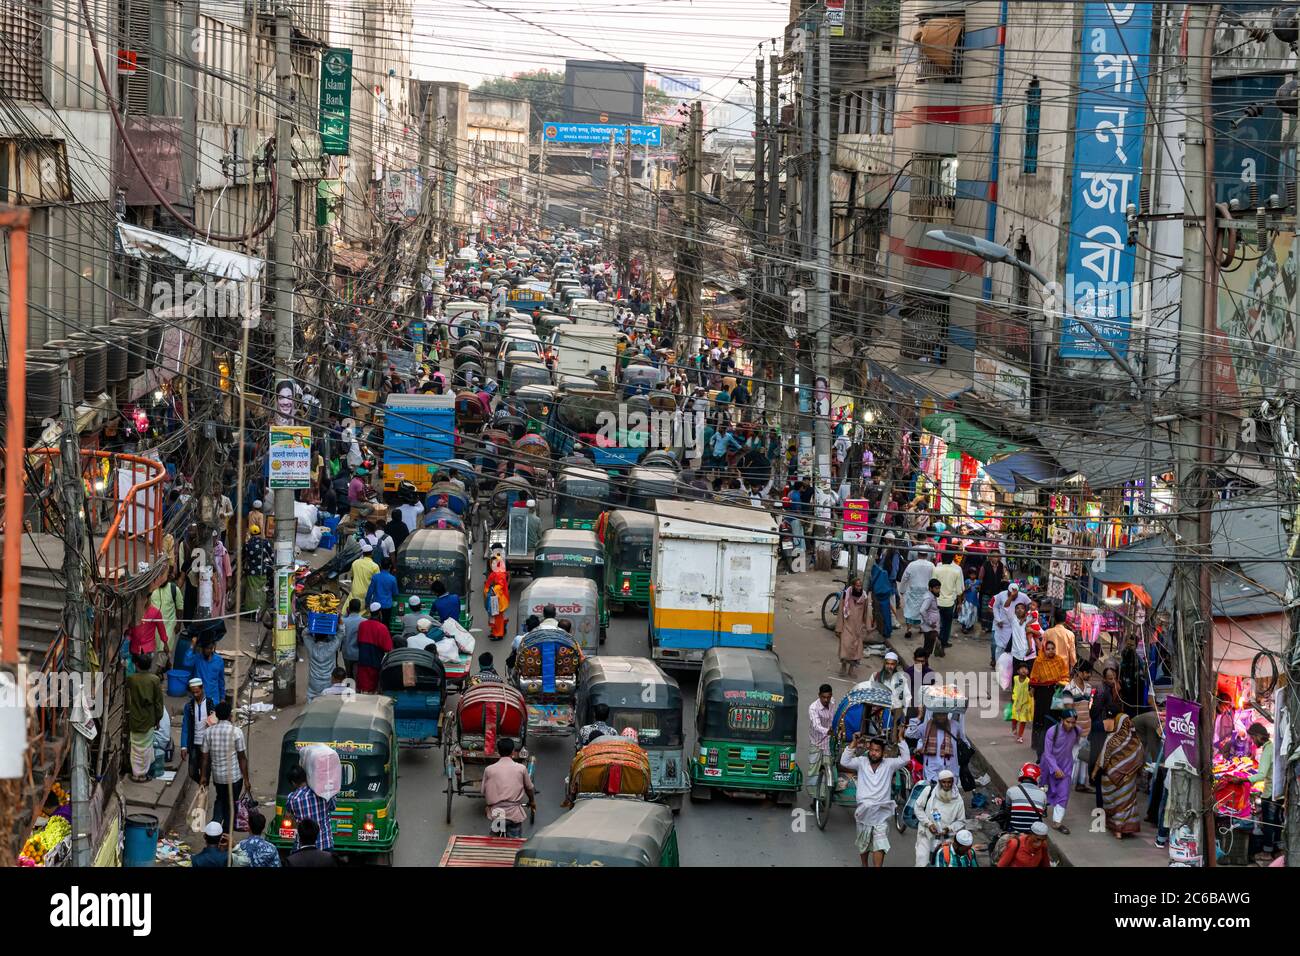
[778,515,804,573]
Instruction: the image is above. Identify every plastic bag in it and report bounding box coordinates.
[440,617,475,654]
[300,743,342,801]
[295,501,320,534]
[187,784,209,833]
[996,652,1014,691]
[957,601,977,629]
[296,527,324,552]
[235,792,257,832]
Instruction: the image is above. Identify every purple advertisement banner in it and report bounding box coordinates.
[1163,695,1200,772]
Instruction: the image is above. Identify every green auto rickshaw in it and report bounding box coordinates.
[271,696,399,863]
[690,647,802,805]
[625,465,679,513]
[602,509,654,612]
[534,528,608,643]
[514,797,680,867]
[576,656,690,811]
[555,465,611,531]
[394,528,472,629]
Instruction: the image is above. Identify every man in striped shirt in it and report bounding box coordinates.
[285,764,337,851]
[1005,762,1048,833]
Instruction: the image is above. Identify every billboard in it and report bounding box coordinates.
[542,122,661,147]
[319,48,352,156]
[658,75,701,99]
[563,59,645,125]
[1058,2,1152,359]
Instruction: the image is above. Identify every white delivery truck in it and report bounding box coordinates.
[649,501,779,667]
[570,300,618,326]
[553,324,621,382]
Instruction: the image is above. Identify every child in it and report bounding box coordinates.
[1010,663,1033,744]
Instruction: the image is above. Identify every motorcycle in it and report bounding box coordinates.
[778,515,804,573]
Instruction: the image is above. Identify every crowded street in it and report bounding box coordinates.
[4,3,1295,917]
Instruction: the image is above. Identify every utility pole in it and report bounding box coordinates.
[1169,0,1212,865]
[271,6,297,706]
[754,55,767,253]
[58,360,90,867]
[753,55,767,354]
[813,22,833,569]
[1284,16,1300,869]
[676,103,703,354]
[605,129,617,253]
[621,129,632,295]
[767,50,784,430]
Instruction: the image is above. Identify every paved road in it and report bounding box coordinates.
[239,506,919,867]
[383,511,912,868]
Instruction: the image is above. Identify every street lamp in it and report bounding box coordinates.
[925,228,1144,393]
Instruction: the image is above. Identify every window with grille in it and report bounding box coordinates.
[117,0,152,114]
[1,0,45,102]
[1023,79,1041,174]
[900,293,949,363]
[914,15,964,82]
[909,153,958,221]
[0,138,72,204]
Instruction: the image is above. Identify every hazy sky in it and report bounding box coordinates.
[408,0,790,110]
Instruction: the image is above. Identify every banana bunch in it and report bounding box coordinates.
[306,593,340,614]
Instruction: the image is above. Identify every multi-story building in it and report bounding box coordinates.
[466,92,531,233]
[332,0,416,248]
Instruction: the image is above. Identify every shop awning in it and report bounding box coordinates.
[921,411,1024,463]
[1091,491,1289,618]
[982,449,1070,491]
[913,17,964,70]
[864,348,972,404]
[116,222,263,281]
[1214,614,1287,678]
[1027,420,1174,491]
[333,247,370,272]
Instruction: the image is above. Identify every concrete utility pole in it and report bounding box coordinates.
[1169,0,1212,864]
[272,6,297,706]
[767,50,784,427]
[752,55,766,385]
[676,103,703,354]
[621,129,632,294]
[813,23,833,569]
[605,129,617,253]
[1286,16,1300,869]
[58,361,90,867]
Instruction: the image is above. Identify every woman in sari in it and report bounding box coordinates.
[483,555,511,641]
[1093,711,1145,838]
[1028,639,1069,757]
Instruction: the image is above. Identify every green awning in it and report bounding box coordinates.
[921,412,1024,464]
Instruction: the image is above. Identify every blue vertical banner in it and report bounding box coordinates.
[1058,2,1153,359]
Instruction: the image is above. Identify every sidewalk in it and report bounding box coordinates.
[122,546,338,857]
[885,623,1169,867]
[776,569,1168,866]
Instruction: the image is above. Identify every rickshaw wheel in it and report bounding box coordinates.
[821,592,840,631]
[813,793,829,830]
[893,772,911,834]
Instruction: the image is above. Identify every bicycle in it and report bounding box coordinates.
[821,588,842,631]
